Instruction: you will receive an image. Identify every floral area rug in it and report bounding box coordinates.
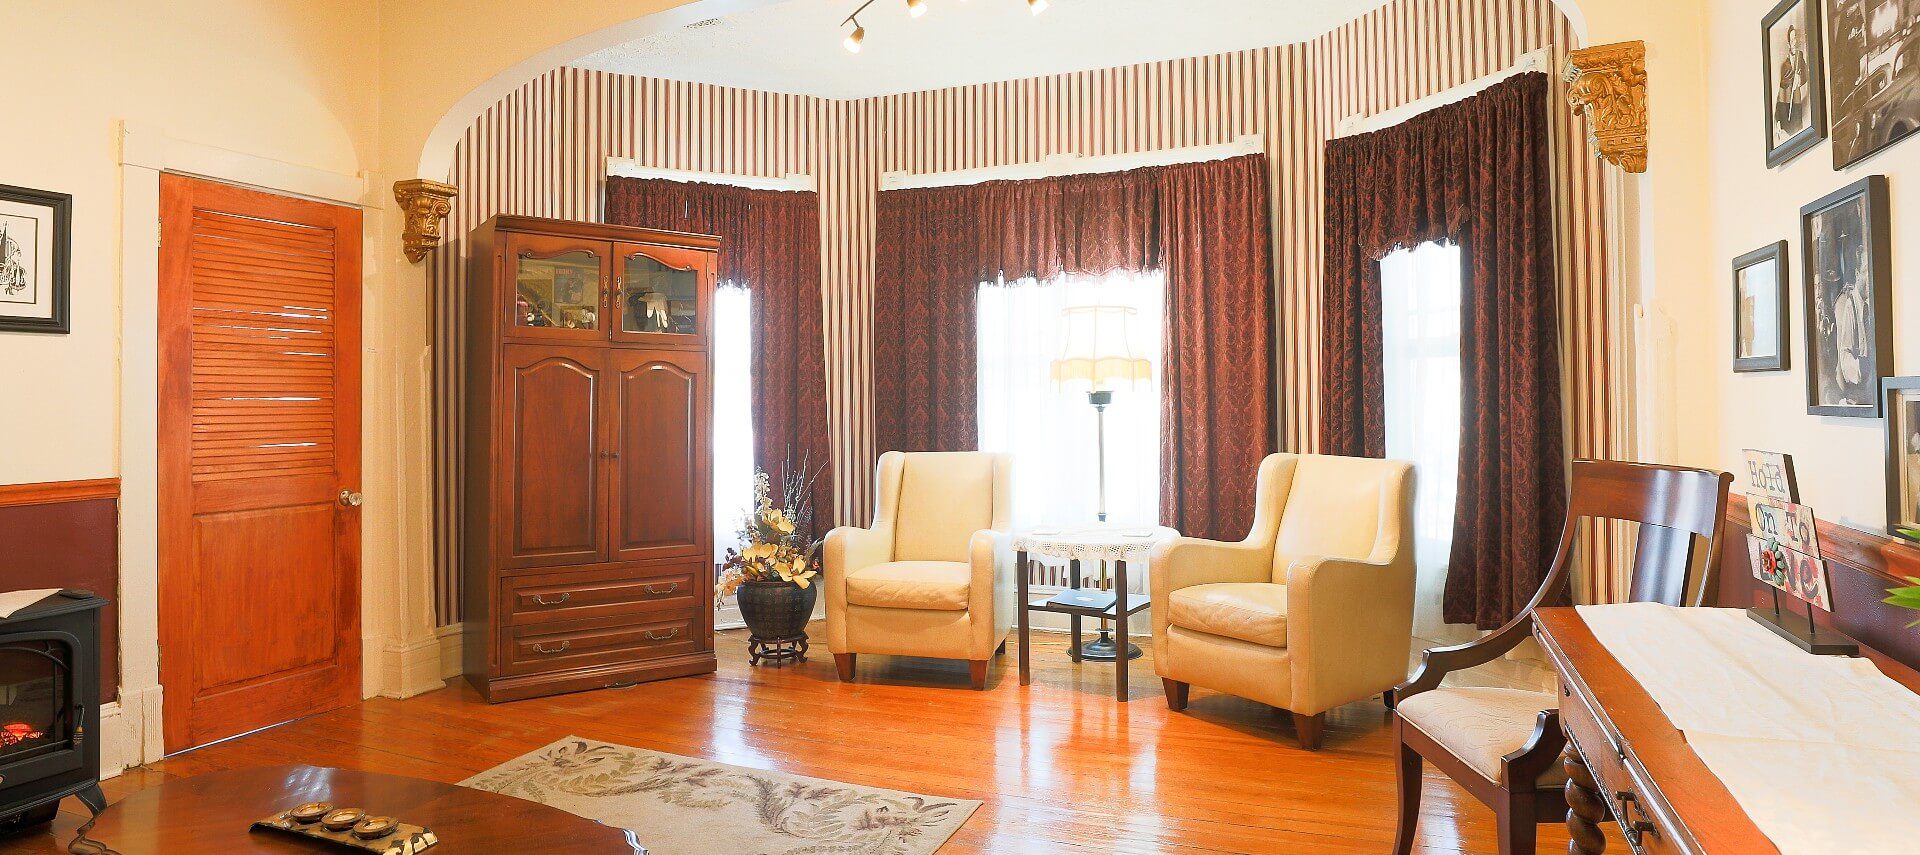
[460,737,979,855]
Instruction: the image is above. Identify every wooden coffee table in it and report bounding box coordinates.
[70,764,641,853]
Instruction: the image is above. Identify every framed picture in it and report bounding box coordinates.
[1732,241,1789,371]
[0,184,71,334]
[1762,0,1827,166]
[1887,376,1920,542]
[1800,175,1891,417]
[1826,0,1920,168]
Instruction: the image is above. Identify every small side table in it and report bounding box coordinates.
[1013,525,1178,701]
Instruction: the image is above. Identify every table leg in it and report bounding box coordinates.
[1113,559,1129,702]
[1069,558,1083,662]
[1017,550,1031,686]
[1563,741,1608,855]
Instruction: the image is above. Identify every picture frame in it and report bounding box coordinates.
[0,183,72,334]
[1886,376,1920,543]
[1762,0,1827,167]
[1731,241,1789,372]
[1825,0,1920,168]
[1799,175,1891,417]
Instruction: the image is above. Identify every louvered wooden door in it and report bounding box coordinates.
[157,175,362,753]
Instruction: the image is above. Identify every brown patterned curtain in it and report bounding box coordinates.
[1319,72,1566,628]
[872,154,1274,539]
[605,177,833,527]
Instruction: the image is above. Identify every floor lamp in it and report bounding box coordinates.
[1051,304,1152,661]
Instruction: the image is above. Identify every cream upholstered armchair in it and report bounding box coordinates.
[824,451,1015,690]
[1150,452,1416,749]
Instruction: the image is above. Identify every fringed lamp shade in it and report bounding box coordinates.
[1050,305,1152,390]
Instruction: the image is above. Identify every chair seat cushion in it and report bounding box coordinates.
[1167,583,1289,647]
[845,561,971,611]
[1397,687,1566,788]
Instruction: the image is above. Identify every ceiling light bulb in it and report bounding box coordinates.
[1028,0,1048,14]
[907,0,927,17]
[844,23,864,52]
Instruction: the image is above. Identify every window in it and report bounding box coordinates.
[712,285,755,559]
[1379,242,1464,642]
[976,270,1164,532]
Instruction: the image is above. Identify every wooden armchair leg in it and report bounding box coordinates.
[1161,678,1189,711]
[969,659,989,690]
[996,639,1008,656]
[1393,737,1422,855]
[834,653,856,682]
[1494,790,1537,855]
[1291,711,1325,750]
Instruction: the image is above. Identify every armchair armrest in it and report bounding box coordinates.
[970,528,1015,653]
[1391,607,1537,707]
[1285,554,1415,714]
[1147,536,1273,602]
[823,525,891,650]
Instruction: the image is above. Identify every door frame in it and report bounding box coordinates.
[115,123,403,769]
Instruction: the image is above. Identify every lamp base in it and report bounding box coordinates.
[1077,630,1142,661]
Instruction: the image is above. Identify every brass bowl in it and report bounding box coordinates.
[351,816,398,839]
[320,807,365,832]
[288,802,333,824]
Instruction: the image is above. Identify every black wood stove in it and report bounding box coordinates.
[0,590,106,836]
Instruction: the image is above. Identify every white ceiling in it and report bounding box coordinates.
[572,0,1392,100]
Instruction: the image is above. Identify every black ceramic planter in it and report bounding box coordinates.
[737,580,817,666]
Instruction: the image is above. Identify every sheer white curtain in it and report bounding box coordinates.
[712,285,755,560]
[1379,242,1466,643]
[976,270,1163,533]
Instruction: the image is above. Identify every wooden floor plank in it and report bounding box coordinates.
[3,627,1620,853]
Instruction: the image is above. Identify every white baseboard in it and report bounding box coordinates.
[437,623,463,681]
[99,684,164,777]
[377,634,447,699]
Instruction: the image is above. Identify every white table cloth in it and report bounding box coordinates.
[1011,524,1179,562]
[1578,603,1920,855]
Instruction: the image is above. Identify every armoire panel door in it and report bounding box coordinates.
[609,349,710,563]
[500,344,608,569]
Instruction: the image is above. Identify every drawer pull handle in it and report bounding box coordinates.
[1615,791,1658,846]
[644,582,681,596]
[643,628,681,642]
[531,641,571,655]
[531,592,571,606]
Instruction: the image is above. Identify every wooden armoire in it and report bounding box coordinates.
[462,215,718,702]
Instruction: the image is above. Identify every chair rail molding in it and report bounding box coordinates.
[393,179,458,263]
[1563,40,1648,173]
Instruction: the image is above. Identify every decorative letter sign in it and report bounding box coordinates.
[1743,449,1800,502]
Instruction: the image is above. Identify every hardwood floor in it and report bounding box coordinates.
[7,627,1616,854]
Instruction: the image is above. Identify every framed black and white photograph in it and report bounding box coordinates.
[1732,241,1791,371]
[1763,0,1827,166]
[1825,0,1920,168]
[1886,376,1920,542]
[1800,175,1892,417]
[0,184,72,334]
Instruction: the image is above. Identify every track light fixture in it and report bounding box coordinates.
[838,0,1044,53]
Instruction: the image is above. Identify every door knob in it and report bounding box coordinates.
[338,489,364,507]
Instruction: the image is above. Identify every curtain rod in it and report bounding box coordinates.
[605,158,816,192]
[880,134,1264,192]
[1334,47,1553,139]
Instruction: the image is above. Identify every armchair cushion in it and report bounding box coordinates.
[1396,687,1566,787]
[844,561,971,611]
[1167,582,1290,648]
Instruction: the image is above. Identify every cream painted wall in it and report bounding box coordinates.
[0,0,380,483]
[1706,0,1916,531]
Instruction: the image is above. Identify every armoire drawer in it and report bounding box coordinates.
[501,612,701,676]
[502,563,700,626]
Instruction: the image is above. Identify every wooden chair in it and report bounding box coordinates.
[1388,460,1731,855]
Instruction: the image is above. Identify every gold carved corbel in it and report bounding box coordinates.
[1563,41,1648,173]
[393,179,458,263]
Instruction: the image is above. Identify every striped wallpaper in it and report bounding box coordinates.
[429,0,1631,625]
